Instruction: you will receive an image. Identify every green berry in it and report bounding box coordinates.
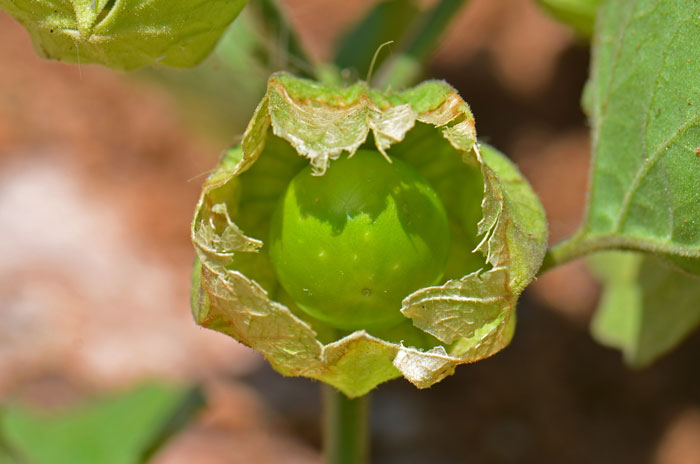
[268,149,451,331]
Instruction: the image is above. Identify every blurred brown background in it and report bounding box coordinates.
[1,1,699,463]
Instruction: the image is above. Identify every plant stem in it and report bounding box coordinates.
[538,232,608,275]
[374,0,469,89]
[251,0,317,78]
[323,385,369,464]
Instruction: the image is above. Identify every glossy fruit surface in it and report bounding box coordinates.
[268,149,450,330]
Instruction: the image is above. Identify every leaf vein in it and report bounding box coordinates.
[615,111,700,232]
[613,7,699,232]
[597,2,643,125]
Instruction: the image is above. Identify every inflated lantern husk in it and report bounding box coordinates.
[191,73,547,397]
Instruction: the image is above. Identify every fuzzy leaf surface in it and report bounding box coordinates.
[578,0,700,267]
[590,251,700,367]
[0,0,246,69]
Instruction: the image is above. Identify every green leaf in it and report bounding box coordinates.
[138,386,206,462]
[190,73,547,396]
[0,436,22,464]
[535,0,603,37]
[333,0,420,79]
[590,251,700,367]
[0,384,200,464]
[572,0,700,266]
[0,0,247,70]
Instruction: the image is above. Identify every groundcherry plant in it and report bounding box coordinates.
[2,0,699,462]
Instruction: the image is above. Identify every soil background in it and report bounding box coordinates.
[1,1,699,463]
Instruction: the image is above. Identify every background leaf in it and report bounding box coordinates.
[574,0,700,264]
[535,0,603,37]
[0,0,247,70]
[589,251,700,367]
[0,384,201,464]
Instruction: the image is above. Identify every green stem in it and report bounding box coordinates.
[538,230,700,275]
[250,0,317,78]
[323,385,369,464]
[539,232,609,275]
[374,0,469,89]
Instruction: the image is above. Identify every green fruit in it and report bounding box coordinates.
[268,149,450,331]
